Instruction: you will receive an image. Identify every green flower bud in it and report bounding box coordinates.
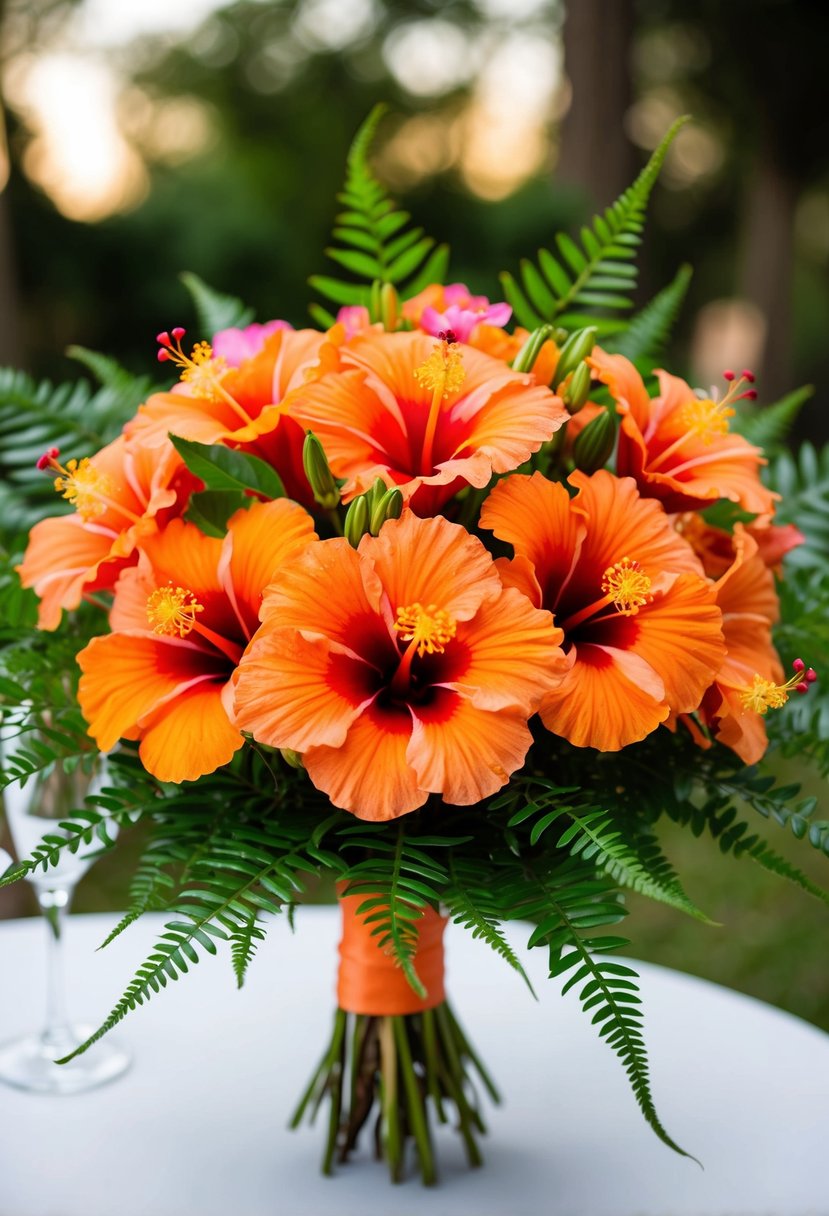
[572,408,616,474]
[380,282,399,331]
[343,494,369,547]
[511,324,554,375]
[562,361,593,414]
[369,279,383,324]
[553,326,597,391]
[280,748,304,770]
[302,431,340,510]
[369,487,404,535]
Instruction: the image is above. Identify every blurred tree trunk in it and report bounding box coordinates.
[738,151,797,403]
[557,0,637,205]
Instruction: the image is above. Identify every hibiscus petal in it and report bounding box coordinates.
[78,633,221,751]
[408,689,533,804]
[232,628,376,751]
[363,512,501,623]
[303,703,426,821]
[138,682,243,782]
[441,587,566,712]
[539,643,669,750]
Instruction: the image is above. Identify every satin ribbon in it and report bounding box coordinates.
[336,890,447,1016]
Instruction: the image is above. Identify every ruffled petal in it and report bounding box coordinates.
[219,499,317,638]
[363,511,501,623]
[78,633,222,751]
[408,689,532,804]
[539,643,669,750]
[17,514,118,630]
[303,703,426,821]
[441,586,566,712]
[232,628,376,751]
[138,682,243,782]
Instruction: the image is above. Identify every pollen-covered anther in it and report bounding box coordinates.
[394,601,457,657]
[601,557,653,616]
[679,397,736,445]
[413,337,465,399]
[740,658,818,715]
[156,329,227,401]
[146,585,205,638]
[54,457,113,520]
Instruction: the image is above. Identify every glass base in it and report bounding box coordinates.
[0,1025,131,1095]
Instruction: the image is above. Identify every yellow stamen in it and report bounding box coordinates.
[168,340,228,402]
[414,338,465,474]
[601,557,653,616]
[678,397,736,445]
[413,340,465,398]
[54,458,113,521]
[740,671,801,715]
[146,586,204,637]
[394,602,457,657]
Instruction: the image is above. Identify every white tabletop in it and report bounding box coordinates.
[0,908,827,1216]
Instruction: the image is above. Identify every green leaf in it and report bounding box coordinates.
[501,116,689,335]
[607,264,693,364]
[169,436,285,499]
[185,489,249,537]
[179,272,254,335]
[734,385,813,453]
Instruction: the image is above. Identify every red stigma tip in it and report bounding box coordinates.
[156,331,171,347]
[792,658,805,672]
[172,326,186,341]
[157,349,170,362]
[807,668,818,683]
[36,445,60,471]
[723,370,735,381]
[438,329,457,345]
[744,389,758,400]
[796,681,809,694]
[742,369,756,383]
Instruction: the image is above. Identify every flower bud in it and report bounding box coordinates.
[344,494,369,547]
[511,324,554,375]
[280,749,304,770]
[572,407,616,474]
[302,431,340,510]
[369,279,383,324]
[380,282,399,332]
[553,326,597,391]
[369,487,404,536]
[562,361,593,414]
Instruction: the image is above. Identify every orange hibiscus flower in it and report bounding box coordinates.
[18,436,192,630]
[589,349,777,516]
[288,330,569,515]
[125,327,340,506]
[480,469,726,750]
[675,525,813,764]
[77,498,316,782]
[677,511,803,579]
[232,512,566,820]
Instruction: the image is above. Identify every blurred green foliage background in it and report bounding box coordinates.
[1,0,827,1026]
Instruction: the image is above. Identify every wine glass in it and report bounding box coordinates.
[0,723,131,1093]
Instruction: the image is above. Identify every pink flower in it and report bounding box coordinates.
[335,306,372,339]
[212,320,293,367]
[406,283,512,343]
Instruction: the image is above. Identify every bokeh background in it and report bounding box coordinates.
[1,0,828,1025]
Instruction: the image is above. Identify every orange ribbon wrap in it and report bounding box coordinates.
[336,890,447,1016]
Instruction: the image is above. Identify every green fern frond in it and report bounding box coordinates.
[497,857,691,1158]
[500,116,689,335]
[339,821,454,999]
[734,385,813,453]
[309,105,449,319]
[230,910,266,988]
[444,856,536,995]
[0,365,153,528]
[605,263,693,365]
[180,271,254,335]
[767,443,829,571]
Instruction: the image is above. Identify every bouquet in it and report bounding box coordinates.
[1,108,827,1186]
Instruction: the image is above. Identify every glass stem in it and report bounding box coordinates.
[36,884,75,1049]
